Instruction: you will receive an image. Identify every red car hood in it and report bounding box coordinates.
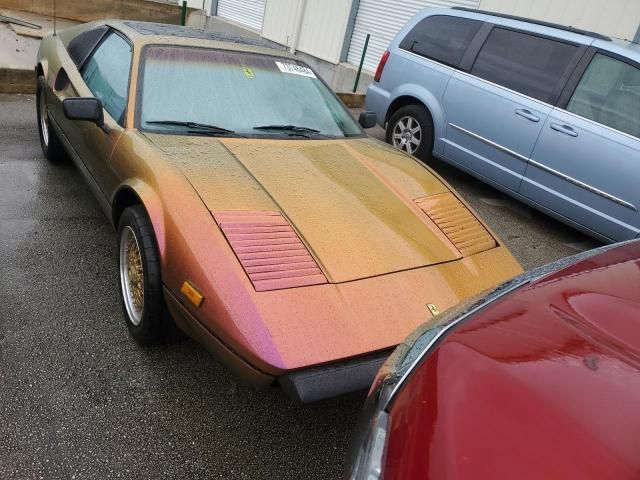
[385,241,640,480]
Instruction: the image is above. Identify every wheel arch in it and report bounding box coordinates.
[385,87,446,153]
[111,181,167,257]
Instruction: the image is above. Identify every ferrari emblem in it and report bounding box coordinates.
[427,303,439,316]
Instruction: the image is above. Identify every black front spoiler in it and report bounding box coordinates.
[279,351,391,403]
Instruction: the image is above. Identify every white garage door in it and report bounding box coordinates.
[347,0,480,72]
[217,0,266,32]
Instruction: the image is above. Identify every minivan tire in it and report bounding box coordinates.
[386,105,434,163]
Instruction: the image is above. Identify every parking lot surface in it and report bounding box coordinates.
[0,93,598,479]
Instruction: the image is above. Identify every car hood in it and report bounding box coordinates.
[384,242,640,479]
[147,134,472,283]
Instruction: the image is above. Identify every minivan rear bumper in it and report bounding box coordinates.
[365,83,390,127]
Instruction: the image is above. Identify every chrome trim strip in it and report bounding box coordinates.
[448,122,530,163]
[528,159,638,211]
[449,122,637,211]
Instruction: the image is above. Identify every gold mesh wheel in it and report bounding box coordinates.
[119,226,144,325]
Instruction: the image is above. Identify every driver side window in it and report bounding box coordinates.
[82,32,132,125]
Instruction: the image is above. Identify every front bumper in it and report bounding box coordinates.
[279,351,392,403]
[167,285,393,402]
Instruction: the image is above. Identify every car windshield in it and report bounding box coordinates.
[138,45,363,139]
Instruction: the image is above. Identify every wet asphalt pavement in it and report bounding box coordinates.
[0,93,598,479]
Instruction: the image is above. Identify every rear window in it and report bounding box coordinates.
[471,28,579,103]
[399,15,482,68]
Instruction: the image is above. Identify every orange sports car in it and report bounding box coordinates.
[36,20,522,402]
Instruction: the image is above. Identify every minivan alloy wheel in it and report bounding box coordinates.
[392,116,422,154]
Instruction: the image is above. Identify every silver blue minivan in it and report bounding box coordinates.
[366,7,640,242]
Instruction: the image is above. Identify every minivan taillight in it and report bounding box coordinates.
[374,51,390,82]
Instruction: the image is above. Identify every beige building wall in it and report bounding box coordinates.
[262,0,354,64]
[0,0,190,23]
[478,0,640,41]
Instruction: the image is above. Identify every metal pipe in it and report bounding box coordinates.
[0,15,41,30]
[181,1,187,26]
[353,33,370,93]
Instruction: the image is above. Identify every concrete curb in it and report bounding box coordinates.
[0,67,35,94]
[337,92,365,108]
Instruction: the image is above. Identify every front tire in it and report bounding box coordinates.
[118,206,167,345]
[36,75,65,162]
[386,105,434,163]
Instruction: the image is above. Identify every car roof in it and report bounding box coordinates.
[408,8,592,47]
[84,20,292,58]
[416,7,640,64]
[451,6,611,41]
[122,20,279,48]
[594,38,640,65]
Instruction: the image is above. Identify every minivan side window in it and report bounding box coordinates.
[399,15,482,68]
[567,53,640,139]
[81,32,132,125]
[471,28,578,103]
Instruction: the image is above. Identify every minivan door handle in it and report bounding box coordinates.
[550,123,578,137]
[515,109,540,122]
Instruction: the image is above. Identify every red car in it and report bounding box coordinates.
[346,240,640,480]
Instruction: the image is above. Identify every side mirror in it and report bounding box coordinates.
[358,111,377,129]
[63,97,108,132]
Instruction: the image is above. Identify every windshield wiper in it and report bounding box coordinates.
[147,120,236,135]
[253,124,333,138]
[254,124,321,133]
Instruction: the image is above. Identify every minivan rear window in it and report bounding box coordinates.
[399,15,482,68]
[471,28,578,103]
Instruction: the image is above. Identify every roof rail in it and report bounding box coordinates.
[451,7,612,41]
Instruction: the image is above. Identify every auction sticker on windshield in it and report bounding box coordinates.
[275,61,316,78]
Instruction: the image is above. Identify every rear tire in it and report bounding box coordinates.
[36,75,65,162]
[117,206,171,345]
[386,105,434,163]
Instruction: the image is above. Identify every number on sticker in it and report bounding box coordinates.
[275,61,317,78]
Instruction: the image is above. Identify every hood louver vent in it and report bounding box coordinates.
[416,193,496,256]
[214,211,327,292]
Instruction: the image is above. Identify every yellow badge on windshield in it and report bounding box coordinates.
[242,67,255,79]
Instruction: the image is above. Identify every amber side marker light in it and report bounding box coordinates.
[181,281,204,308]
